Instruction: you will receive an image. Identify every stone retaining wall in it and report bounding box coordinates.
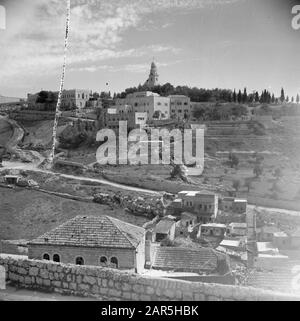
[0,255,299,301]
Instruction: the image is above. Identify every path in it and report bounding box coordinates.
[1,160,161,195]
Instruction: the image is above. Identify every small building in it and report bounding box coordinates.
[154,217,176,242]
[227,223,247,237]
[175,212,197,237]
[258,225,281,242]
[151,246,230,275]
[273,231,290,250]
[254,253,289,270]
[200,223,227,238]
[174,190,218,223]
[232,199,247,213]
[4,175,21,185]
[219,239,245,252]
[221,197,247,213]
[28,215,146,274]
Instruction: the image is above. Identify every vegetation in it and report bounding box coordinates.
[232,179,241,192]
[228,152,239,169]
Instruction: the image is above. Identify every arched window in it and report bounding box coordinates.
[43,253,50,260]
[53,254,60,262]
[110,257,118,268]
[99,256,107,265]
[75,257,84,265]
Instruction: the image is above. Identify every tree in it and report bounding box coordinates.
[244,180,252,193]
[280,87,285,103]
[255,91,260,102]
[237,90,242,104]
[292,96,294,103]
[253,164,263,178]
[233,89,237,103]
[229,152,239,168]
[286,95,289,103]
[297,94,300,104]
[271,94,275,104]
[232,180,241,192]
[242,87,248,104]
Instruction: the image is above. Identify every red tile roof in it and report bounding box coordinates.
[28,216,145,249]
[152,247,219,272]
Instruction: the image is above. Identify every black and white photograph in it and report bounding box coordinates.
[1,0,300,305]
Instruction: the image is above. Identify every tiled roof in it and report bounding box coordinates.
[28,216,145,249]
[152,247,218,272]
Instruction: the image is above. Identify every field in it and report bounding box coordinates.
[0,186,149,241]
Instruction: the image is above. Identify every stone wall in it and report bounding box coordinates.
[28,245,138,272]
[1,254,300,301]
[9,110,55,121]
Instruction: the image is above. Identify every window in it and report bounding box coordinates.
[110,257,118,268]
[76,257,84,265]
[100,256,107,265]
[43,253,50,260]
[53,254,60,262]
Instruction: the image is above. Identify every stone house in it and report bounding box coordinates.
[221,197,247,213]
[170,190,218,223]
[154,217,176,242]
[175,212,197,237]
[28,215,146,274]
[200,223,227,238]
[227,223,247,237]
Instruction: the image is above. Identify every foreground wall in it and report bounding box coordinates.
[0,254,299,301]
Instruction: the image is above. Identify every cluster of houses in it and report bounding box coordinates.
[24,189,249,281]
[20,187,300,290]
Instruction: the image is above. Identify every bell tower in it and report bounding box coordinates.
[144,60,159,89]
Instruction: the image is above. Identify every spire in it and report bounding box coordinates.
[144,60,159,89]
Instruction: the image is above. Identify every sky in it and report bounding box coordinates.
[0,0,300,99]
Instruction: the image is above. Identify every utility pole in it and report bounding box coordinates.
[49,0,71,168]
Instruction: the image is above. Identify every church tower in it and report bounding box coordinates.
[144,61,159,89]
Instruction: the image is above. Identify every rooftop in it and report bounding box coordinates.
[229,222,247,229]
[28,216,145,249]
[201,223,227,229]
[220,239,242,248]
[154,219,176,234]
[152,247,219,272]
[178,190,216,197]
[257,242,279,254]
